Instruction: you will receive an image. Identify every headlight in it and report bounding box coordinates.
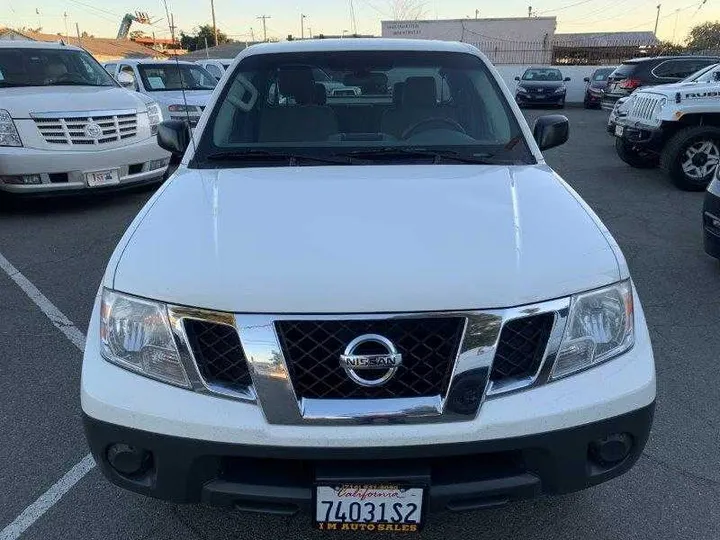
[0,109,22,147]
[168,104,198,112]
[100,289,190,388]
[651,97,667,119]
[554,85,566,94]
[146,102,163,135]
[516,86,528,94]
[551,280,634,380]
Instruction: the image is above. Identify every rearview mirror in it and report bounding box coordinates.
[514,76,520,81]
[564,77,571,82]
[533,115,569,151]
[116,71,137,91]
[157,120,190,156]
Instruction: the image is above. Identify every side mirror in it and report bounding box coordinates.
[533,115,569,151]
[514,76,520,81]
[117,71,137,91]
[157,120,190,156]
[583,77,590,82]
[564,77,571,82]
[714,72,720,81]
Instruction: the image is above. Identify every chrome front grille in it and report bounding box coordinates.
[275,318,465,399]
[32,110,138,145]
[627,94,664,124]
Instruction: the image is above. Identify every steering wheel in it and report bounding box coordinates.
[402,117,467,140]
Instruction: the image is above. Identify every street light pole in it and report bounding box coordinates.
[654,4,661,37]
[301,14,306,39]
[210,0,218,46]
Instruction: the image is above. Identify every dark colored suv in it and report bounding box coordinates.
[601,56,720,111]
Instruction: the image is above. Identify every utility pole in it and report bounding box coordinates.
[169,13,176,41]
[210,0,218,46]
[63,12,69,41]
[528,6,532,18]
[654,4,661,37]
[250,27,255,42]
[75,22,82,46]
[475,9,479,19]
[204,36,209,58]
[301,14,307,39]
[257,15,270,42]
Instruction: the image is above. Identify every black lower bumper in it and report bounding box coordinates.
[515,94,565,107]
[84,403,654,514]
[704,182,720,259]
[615,122,665,153]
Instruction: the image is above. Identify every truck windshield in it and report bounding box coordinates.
[0,48,116,88]
[195,50,532,167]
[138,64,217,91]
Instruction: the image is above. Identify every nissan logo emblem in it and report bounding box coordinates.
[339,334,402,388]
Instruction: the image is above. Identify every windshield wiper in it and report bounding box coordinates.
[201,149,352,166]
[338,147,512,165]
[46,81,110,86]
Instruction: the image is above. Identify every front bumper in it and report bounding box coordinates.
[613,119,665,152]
[84,403,654,513]
[515,92,565,106]
[602,92,628,111]
[0,136,169,194]
[704,181,720,259]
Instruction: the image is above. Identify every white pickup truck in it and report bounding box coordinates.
[613,63,720,190]
[82,39,656,531]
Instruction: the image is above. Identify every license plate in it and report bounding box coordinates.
[615,125,624,137]
[315,484,424,533]
[85,169,120,187]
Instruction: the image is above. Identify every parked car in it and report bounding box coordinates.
[82,39,655,530]
[583,67,614,108]
[704,178,720,263]
[104,60,217,128]
[601,56,720,111]
[514,67,570,108]
[0,41,168,195]
[613,63,720,190]
[195,59,233,80]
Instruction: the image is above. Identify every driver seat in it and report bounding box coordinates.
[380,76,456,139]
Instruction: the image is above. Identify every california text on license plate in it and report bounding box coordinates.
[85,169,120,187]
[315,484,424,533]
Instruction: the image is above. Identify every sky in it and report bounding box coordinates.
[2,0,719,43]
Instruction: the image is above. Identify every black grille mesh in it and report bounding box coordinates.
[184,319,252,390]
[276,318,465,399]
[491,314,554,381]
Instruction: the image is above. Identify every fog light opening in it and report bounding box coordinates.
[107,443,153,476]
[589,433,633,467]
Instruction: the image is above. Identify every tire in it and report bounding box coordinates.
[661,126,720,191]
[615,138,659,169]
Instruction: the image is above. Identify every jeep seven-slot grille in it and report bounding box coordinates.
[184,319,252,390]
[33,112,137,145]
[490,314,554,381]
[275,318,465,399]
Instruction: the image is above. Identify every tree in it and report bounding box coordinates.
[686,21,720,51]
[179,24,231,50]
[390,0,427,21]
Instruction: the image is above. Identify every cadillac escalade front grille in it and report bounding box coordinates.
[275,318,465,399]
[490,314,554,381]
[184,319,253,391]
[33,112,138,145]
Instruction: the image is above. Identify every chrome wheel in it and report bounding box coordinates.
[681,139,720,179]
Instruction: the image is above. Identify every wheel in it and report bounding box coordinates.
[615,138,659,168]
[661,126,720,191]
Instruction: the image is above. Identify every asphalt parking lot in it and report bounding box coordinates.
[1,107,719,540]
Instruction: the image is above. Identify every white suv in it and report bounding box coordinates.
[0,42,168,194]
[82,39,656,531]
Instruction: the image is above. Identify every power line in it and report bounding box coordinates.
[537,0,595,15]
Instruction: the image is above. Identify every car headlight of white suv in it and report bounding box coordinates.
[0,109,22,147]
[552,280,634,379]
[100,289,190,388]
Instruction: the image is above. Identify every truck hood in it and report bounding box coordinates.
[635,80,720,99]
[1,86,150,119]
[112,165,621,313]
[149,90,213,107]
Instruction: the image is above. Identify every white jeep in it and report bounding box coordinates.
[613,63,720,190]
[82,39,656,531]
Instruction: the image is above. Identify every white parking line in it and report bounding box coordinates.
[0,455,96,540]
[0,251,96,540]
